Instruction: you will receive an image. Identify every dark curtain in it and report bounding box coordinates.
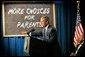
[56,0,77,56]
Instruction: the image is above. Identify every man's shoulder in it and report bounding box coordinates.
[48,25,56,29]
[48,26,57,33]
[50,26,57,31]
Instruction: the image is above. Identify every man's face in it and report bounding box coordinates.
[40,18,48,27]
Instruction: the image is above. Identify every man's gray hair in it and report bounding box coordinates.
[40,16,49,21]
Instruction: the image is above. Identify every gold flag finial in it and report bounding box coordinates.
[77,1,80,3]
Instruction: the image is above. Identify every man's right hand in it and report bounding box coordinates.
[20,30,28,36]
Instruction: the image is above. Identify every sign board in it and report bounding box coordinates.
[2,1,56,37]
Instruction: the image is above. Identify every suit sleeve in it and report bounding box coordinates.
[28,30,44,41]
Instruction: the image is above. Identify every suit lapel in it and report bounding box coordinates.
[46,26,52,37]
[42,26,52,39]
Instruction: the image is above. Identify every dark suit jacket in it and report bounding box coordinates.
[70,41,85,56]
[28,25,61,56]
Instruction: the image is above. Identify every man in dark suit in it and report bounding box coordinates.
[28,16,61,56]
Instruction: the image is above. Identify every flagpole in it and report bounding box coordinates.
[70,1,82,56]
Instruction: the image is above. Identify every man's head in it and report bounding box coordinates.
[40,16,49,27]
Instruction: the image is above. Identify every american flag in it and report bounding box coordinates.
[73,10,84,46]
[73,1,84,46]
[70,1,84,56]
